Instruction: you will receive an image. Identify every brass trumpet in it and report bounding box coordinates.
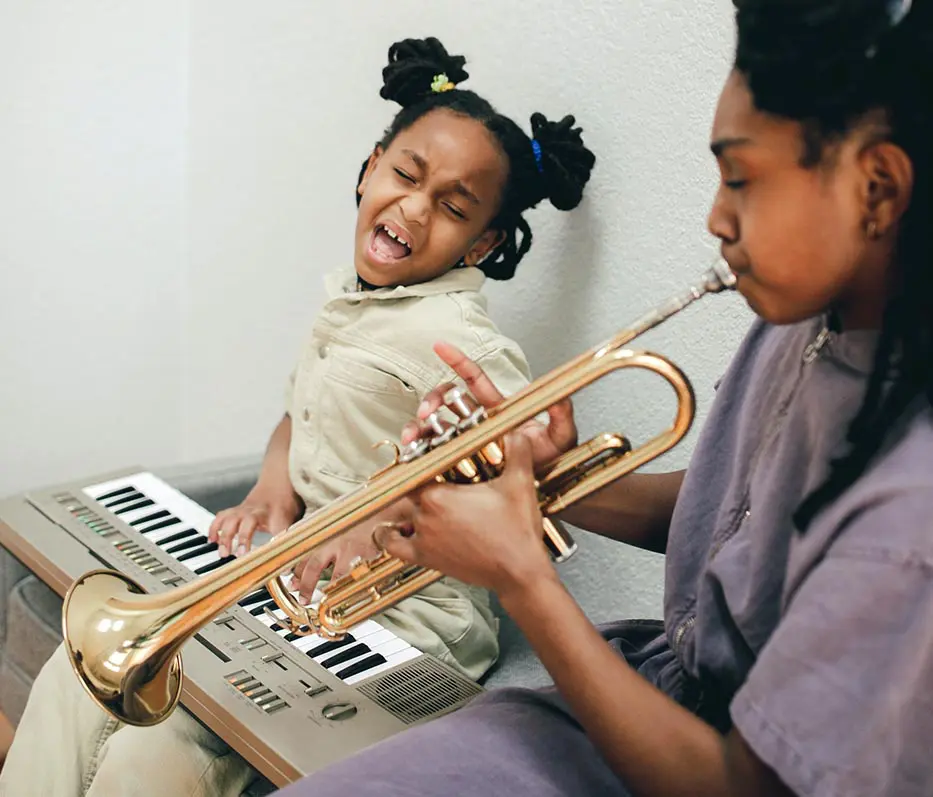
[62,260,736,727]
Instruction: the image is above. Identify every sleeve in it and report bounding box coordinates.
[730,495,933,797]
[468,339,533,399]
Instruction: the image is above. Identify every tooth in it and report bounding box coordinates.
[386,229,398,240]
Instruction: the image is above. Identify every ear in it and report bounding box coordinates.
[357,145,385,198]
[858,140,914,236]
[463,229,506,267]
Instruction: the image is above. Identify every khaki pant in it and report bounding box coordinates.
[0,578,497,797]
[0,646,262,797]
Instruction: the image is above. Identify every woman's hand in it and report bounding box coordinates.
[402,342,578,473]
[381,433,557,600]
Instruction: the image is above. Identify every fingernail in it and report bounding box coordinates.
[417,401,430,417]
[236,544,247,557]
[218,544,228,558]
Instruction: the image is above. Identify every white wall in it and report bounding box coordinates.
[1,0,751,618]
[0,0,187,493]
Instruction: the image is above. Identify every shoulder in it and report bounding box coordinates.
[817,405,933,563]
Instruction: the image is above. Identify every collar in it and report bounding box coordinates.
[812,315,879,376]
[324,265,486,302]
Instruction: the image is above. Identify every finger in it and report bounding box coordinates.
[208,510,231,542]
[380,526,420,565]
[502,432,537,486]
[546,398,578,449]
[415,381,457,421]
[400,420,423,445]
[216,518,242,558]
[234,516,259,557]
[432,342,504,408]
[297,553,333,602]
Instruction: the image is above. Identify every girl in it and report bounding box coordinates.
[0,37,595,797]
[275,3,933,796]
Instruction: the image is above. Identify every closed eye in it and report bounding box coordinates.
[444,202,466,220]
[394,168,416,184]
[724,179,747,190]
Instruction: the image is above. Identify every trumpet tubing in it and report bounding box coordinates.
[62,260,736,726]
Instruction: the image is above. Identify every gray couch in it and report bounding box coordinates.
[0,455,663,788]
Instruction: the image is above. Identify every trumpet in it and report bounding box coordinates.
[62,260,736,727]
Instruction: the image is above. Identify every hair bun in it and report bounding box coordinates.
[529,112,596,211]
[380,37,469,108]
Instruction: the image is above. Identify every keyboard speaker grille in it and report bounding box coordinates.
[357,656,481,724]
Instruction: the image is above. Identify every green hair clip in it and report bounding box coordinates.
[431,73,456,93]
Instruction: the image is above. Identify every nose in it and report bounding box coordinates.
[707,187,738,246]
[399,189,431,227]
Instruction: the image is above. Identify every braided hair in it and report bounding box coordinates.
[732,0,933,530]
[356,37,596,281]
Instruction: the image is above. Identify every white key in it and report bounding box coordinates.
[343,646,421,685]
[179,551,221,571]
[368,636,411,658]
[149,526,198,545]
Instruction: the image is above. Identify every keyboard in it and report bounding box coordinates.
[0,467,482,787]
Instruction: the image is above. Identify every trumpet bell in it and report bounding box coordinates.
[63,569,184,726]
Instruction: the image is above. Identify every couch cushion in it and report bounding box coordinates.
[6,576,62,681]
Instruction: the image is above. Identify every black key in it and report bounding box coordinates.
[95,485,136,502]
[103,491,144,509]
[176,542,218,562]
[194,556,233,575]
[154,528,197,547]
[239,588,272,608]
[113,498,155,515]
[335,653,387,680]
[129,509,170,527]
[269,623,283,632]
[249,600,277,616]
[320,643,370,669]
[306,635,356,658]
[164,535,208,555]
[139,517,181,534]
[285,632,303,642]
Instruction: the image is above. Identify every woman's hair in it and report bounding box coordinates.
[732,0,933,530]
[356,36,596,281]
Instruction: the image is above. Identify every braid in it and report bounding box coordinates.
[356,37,596,281]
[733,1,933,530]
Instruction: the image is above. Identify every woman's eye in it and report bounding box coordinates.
[444,203,466,220]
[395,168,416,183]
[724,179,747,190]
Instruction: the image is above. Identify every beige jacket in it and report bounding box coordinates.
[284,265,532,680]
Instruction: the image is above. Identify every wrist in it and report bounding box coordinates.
[247,481,300,513]
[497,566,564,616]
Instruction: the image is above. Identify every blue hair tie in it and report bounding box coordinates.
[531,139,545,175]
[887,0,912,27]
[868,0,912,57]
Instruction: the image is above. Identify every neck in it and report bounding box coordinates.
[356,274,381,292]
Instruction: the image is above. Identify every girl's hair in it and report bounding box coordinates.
[731,0,933,530]
[356,37,596,281]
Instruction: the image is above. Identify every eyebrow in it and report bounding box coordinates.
[401,148,481,206]
[710,137,754,157]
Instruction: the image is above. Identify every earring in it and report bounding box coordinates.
[866,220,880,240]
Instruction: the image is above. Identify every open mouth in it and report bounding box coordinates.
[370,223,412,262]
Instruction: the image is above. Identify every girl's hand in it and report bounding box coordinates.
[209,490,301,558]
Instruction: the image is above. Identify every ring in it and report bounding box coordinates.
[348,556,364,569]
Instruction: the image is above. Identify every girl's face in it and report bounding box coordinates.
[707,70,910,329]
[355,109,508,287]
